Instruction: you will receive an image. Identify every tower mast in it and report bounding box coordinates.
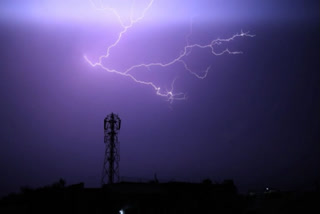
[102,113,121,185]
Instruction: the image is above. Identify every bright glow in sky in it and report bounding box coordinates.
[1,0,317,24]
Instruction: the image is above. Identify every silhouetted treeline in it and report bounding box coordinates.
[0,179,319,214]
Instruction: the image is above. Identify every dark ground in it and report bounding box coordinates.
[1,180,319,214]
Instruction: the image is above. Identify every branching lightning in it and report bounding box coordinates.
[85,0,254,103]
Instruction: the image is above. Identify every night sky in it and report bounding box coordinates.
[0,0,319,197]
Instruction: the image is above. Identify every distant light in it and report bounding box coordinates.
[266,187,269,191]
[119,209,125,214]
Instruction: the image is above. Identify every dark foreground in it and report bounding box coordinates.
[0,180,319,214]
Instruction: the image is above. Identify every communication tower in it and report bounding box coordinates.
[102,113,121,185]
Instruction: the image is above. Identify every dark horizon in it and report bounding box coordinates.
[0,0,319,198]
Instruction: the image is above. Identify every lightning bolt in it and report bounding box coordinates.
[85,0,254,103]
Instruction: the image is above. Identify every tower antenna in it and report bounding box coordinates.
[102,112,121,185]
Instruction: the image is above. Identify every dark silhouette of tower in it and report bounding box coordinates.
[102,113,121,185]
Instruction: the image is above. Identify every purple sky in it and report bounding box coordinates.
[0,0,319,196]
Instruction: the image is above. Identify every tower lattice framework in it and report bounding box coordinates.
[102,112,121,185]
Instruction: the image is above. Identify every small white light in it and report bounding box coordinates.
[119,209,125,214]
